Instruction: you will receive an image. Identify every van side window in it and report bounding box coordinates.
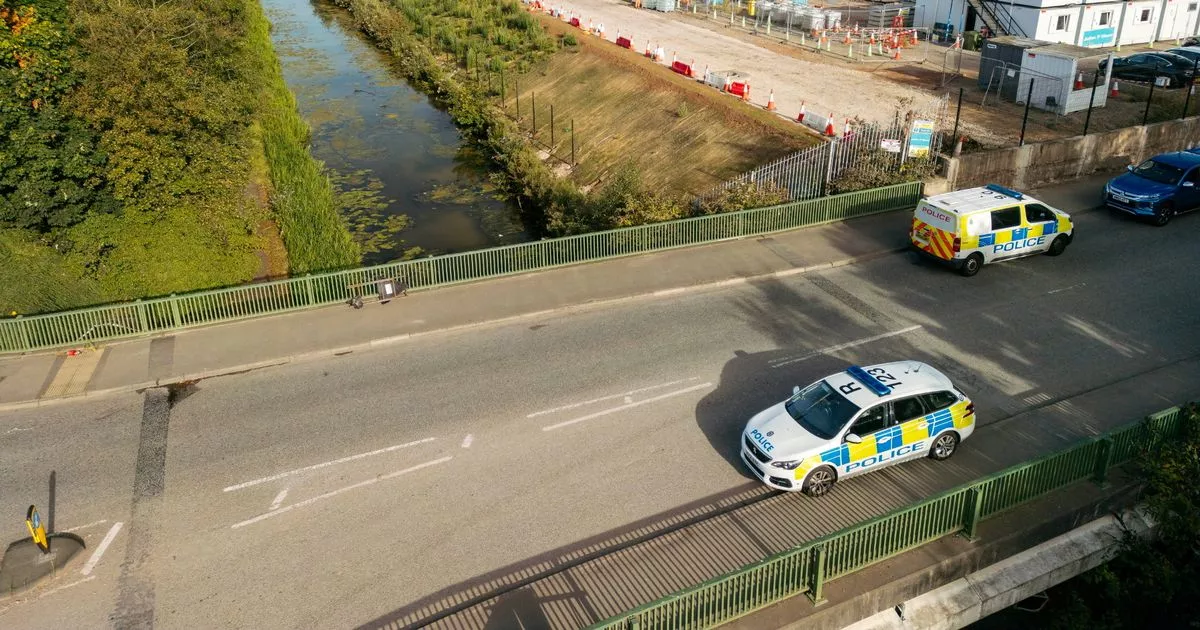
[990,207,1022,230]
[1024,204,1055,223]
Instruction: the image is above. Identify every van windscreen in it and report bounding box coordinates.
[916,202,956,233]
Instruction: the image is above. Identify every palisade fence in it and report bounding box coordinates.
[0,182,922,354]
[590,405,1190,630]
[696,97,948,207]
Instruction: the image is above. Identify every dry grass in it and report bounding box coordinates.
[505,14,819,195]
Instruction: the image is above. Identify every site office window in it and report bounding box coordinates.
[1098,10,1112,26]
[1137,7,1153,22]
[1055,14,1070,31]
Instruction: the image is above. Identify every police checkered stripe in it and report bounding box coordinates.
[911,218,954,260]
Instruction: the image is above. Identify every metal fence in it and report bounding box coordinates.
[697,97,947,205]
[589,405,1189,630]
[0,183,922,354]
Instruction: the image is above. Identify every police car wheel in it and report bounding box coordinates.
[929,432,960,461]
[959,254,983,277]
[1045,235,1069,257]
[802,466,837,497]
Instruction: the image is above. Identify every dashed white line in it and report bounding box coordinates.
[222,437,437,492]
[270,489,289,511]
[80,522,123,576]
[768,326,923,369]
[1048,283,1086,295]
[461,434,474,449]
[542,383,714,431]
[230,457,453,529]
[526,378,701,418]
[64,519,108,533]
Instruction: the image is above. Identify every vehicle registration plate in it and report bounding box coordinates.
[1112,194,1130,204]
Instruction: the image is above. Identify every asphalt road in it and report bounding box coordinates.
[2,207,1199,629]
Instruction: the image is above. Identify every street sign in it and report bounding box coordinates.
[907,120,936,159]
[26,505,49,553]
[880,139,902,153]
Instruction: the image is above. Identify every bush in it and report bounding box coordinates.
[562,34,577,47]
[826,152,938,195]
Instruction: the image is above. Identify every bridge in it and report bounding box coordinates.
[1,170,1197,629]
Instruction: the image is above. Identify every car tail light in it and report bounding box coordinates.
[965,402,975,417]
[952,237,961,252]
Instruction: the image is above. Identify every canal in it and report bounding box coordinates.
[262,0,528,264]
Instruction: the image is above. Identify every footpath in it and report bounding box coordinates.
[0,172,1114,411]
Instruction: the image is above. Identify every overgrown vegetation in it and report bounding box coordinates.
[335,0,804,239]
[0,0,360,315]
[1010,404,1200,630]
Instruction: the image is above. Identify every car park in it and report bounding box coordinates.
[1099,52,1195,87]
[911,184,1074,276]
[741,362,976,497]
[1104,150,1200,226]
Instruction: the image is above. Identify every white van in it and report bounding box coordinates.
[910,184,1075,276]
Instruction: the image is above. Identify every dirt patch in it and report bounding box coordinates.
[517,13,819,193]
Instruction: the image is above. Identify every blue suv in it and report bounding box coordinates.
[1104,151,1200,226]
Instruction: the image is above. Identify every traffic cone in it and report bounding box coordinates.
[1110,80,1120,97]
[892,47,901,61]
[672,50,677,65]
[1074,72,1084,89]
[797,101,806,123]
[824,112,836,137]
[645,40,652,57]
[843,32,852,45]
[766,89,777,111]
[689,58,696,77]
[742,82,751,102]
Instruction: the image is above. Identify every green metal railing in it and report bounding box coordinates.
[590,406,1189,630]
[0,182,921,354]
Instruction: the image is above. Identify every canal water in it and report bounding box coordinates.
[261,0,528,264]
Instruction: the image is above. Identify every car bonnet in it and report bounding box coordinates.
[745,401,831,461]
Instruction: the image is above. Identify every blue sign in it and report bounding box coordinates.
[907,120,935,159]
[1081,27,1116,47]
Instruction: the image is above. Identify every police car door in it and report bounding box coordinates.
[839,403,893,479]
[985,206,1026,262]
[891,395,935,459]
[1023,203,1059,250]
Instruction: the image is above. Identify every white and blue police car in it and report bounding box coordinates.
[741,362,976,497]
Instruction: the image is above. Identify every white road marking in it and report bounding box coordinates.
[270,489,289,511]
[768,326,923,369]
[461,434,474,448]
[230,457,453,529]
[80,522,123,576]
[222,437,437,492]
[0,576,96,613]
[4,426,32,435]
[526,378,700,418]
[1048,282,1086,295]
[542,383,714,432]
[63,519,108,533]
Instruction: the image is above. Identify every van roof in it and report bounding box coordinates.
[924,184,1039,216]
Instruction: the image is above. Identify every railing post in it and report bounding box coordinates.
[136,300,149,333]
[169,295,182,328]
[304,275,316,305]
[1092,438,1113,488]
[961,486,984,541]
[807,545,828,606]
[17,316,33,352]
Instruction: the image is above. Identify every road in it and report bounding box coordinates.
[1,207,1199,629]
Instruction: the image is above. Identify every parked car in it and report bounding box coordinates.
[1104,151,1200,226]
[1099,52,1196,87]
[1165,46,1200,66]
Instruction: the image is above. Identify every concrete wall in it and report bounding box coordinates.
[942,115,1200,190]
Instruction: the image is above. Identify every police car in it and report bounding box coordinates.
[741,362,976,497]
[911,184,1074,277]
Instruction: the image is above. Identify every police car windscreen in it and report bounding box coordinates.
[916,202,956,233]
[785,382,861,440]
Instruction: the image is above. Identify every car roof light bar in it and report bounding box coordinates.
[846,366,892,396]
[985,183,1024,200]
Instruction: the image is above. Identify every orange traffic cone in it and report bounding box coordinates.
[892,47,901,61]
[766,89,777,111]
[797,101,806,123]
[689,58,696,77]
[843,32,852,45]
[1074,72,1084,89]
[742,82,751,102]
[824,113,836,137]
[672,50,678,65]
[1110,80,1120,97]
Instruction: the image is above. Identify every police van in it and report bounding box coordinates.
[910,184,1075,277]
[741,361,976,497]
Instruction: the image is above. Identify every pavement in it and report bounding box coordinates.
[4,167,1199,630]
[0,171,1115,412]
